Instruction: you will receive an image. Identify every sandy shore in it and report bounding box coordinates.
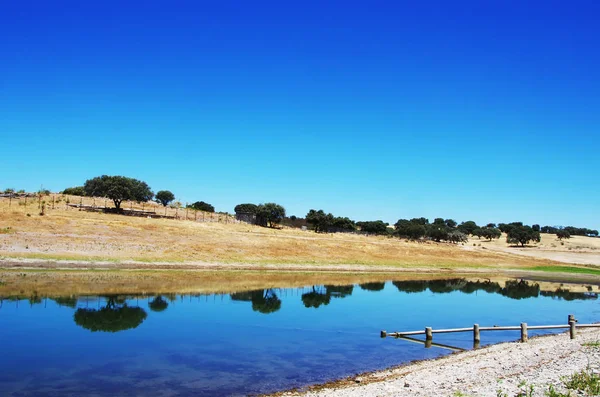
[272,328,600,397]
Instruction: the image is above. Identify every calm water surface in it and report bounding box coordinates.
[1,279,599,396]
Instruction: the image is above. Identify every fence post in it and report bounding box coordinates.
[569,321,576,340]
[568,314,576,324]
[380,330,387,338]
[52,195,55,209]
[425,327,433,341]
[520,323,528,342]
[473,324,480,344]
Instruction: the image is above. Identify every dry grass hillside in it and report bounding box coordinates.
[466,233,600,265]
[0,195,598,271]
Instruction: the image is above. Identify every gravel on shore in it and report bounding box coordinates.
[274,328,600,397]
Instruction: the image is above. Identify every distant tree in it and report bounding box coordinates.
[499,222,523,234]
[480,227,502,241]
[427,224,449,242]
[256,203,286,228]
[62,186,86,196]
[447,231,468,243]
[394,219,427,240]
[83,175,153,210]
[234,203,258,215]
[189,201,215,212]
[433,218,446,226]
[410,217,429,226]
[155,190,175,207]
[356,220,389,235]
[532,224,540,232]
[541,225,559,234]
[556,229,571,240]
[306,209,334,233]
[472,228,484,239]
[486,223,497,228]
[445,219,457,229]
[506,225,541,247]
[332,217,356,232]
[4,188,15,194]
[38,188,51,195]
[458,221,479,235]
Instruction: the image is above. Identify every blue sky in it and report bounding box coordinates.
[1,1,599,229]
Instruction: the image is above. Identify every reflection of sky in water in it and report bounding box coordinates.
[1,280,599,396]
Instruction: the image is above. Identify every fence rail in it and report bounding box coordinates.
[381,314,600,348]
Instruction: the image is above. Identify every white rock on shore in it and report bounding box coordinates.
[276,328,600,397]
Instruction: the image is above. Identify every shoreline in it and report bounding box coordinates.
[267,328,600,397]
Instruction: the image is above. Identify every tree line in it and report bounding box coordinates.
[54,175,598,244]
[61,175,218,213]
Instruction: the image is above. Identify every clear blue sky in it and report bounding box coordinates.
[1,1,599,229]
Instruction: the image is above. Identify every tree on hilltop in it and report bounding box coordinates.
[83,175,153,210]
[256,203,286,228]
[306,209,334,233]
[155,190,175,207]
[189,201,215,212]
[506,225,541,247]
[234,203,258,215]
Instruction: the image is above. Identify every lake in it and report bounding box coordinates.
[1,278,599,396]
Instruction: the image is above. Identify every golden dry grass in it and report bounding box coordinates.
[0,195,596,270]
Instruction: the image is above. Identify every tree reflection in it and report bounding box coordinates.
[301,286,331,308]
[541,288,598,301]
[53,296,78,308]
[74,296,147,332]
[149,296,169,312]
[392,280,428,294]
[325,285,354,298]
[392,278,598,301]
[230,289,282,314]
[500,280,540,299]
[358,282,385,291]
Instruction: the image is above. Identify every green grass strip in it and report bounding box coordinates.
[531,266,600,276]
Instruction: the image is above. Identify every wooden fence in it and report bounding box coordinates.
[381,314,600,349]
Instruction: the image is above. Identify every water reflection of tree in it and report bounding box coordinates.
[149,296,169,312]
[53,296,78,308]
[541,288,598,301]
[500,280,540,299]
[301,286,331,308]
[427,279,466,294]
[392,280,428,294]
[74,296,147,332]
[230,289,282,314]
[325,285,354,298]
[358,282,385,291]
[392,278,597,301]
